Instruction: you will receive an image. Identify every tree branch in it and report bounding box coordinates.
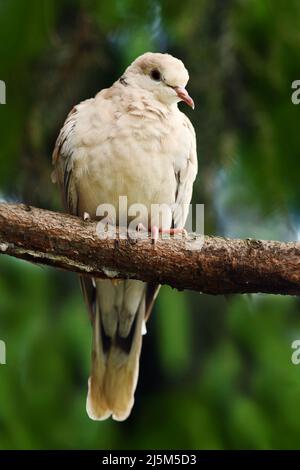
[0,203,299,295]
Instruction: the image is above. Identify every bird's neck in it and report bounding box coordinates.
[114,80,177,119]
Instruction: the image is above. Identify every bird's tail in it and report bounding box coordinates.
[86,296,145,422]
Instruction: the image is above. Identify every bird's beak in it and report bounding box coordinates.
[174,86,195,109]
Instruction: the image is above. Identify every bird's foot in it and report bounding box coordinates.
[161,227,187,237]
[113,224,187,244]
[128,223,159,244]
[133,225,186,245]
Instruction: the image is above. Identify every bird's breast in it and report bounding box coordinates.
[74,107,190,227]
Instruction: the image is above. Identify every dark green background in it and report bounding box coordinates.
[0,0,300,449]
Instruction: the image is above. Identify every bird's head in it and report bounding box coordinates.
[123,52,194,109]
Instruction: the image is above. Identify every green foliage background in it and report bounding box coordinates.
[0,0,300,449]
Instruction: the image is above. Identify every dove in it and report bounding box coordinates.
[52,52,197,421]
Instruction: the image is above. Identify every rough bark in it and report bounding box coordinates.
[0,203,299,295]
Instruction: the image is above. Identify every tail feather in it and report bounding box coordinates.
[86,307,110,420]
[86,291,145,421]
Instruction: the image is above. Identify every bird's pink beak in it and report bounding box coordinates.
[174,86,195,109]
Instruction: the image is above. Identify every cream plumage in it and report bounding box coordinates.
[52,52,197,421]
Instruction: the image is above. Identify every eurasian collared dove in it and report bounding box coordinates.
[52,52,197,421]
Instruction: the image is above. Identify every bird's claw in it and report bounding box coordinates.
[161,227,188,238]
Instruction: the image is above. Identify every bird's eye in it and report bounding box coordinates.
[150,69,161,81]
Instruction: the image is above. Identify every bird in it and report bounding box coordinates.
[52,52,197,421]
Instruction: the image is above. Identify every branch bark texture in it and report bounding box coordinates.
[0,203,299,295]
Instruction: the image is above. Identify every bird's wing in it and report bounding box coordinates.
[173,114,198,228]
[52,106,79,215]
[52,101,97,319]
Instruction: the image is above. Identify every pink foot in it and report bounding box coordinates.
[150,226,187,244]
[132,223,158,244]
[151,225,159,245]
[161,227,187,237]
